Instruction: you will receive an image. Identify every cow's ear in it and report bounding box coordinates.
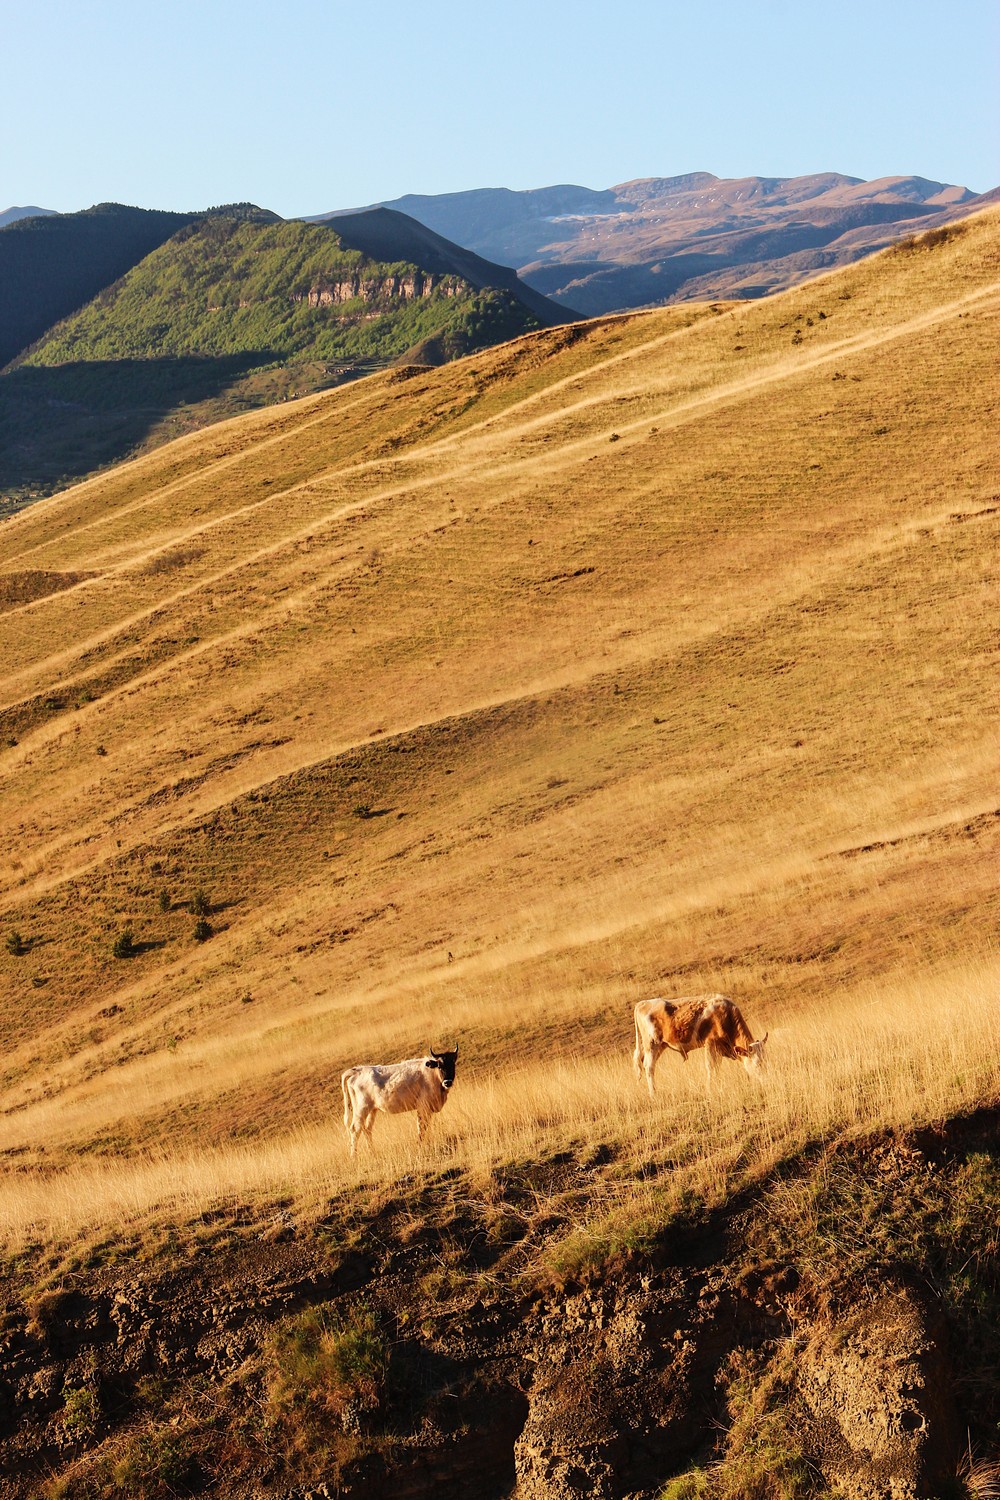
[425,1058,440,1069]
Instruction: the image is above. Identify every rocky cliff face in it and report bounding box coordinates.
[294,271,467,307]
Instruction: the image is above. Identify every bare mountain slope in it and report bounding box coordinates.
[317,171,993,313]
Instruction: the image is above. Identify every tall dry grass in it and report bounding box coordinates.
[2,953,995,1257]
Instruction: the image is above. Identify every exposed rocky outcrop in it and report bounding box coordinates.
[792,1289,960,1500]
[513,1280,963,1500]
[292,272,466,307]
[2,1115,997,1496]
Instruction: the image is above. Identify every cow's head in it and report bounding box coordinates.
[426,1045,459,1090]
[741,1033,768,1076]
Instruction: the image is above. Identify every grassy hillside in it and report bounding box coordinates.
[0,214,557,510]
[0,206,997,1493]
[0,199,996,1220]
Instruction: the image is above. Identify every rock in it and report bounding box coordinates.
[794,1286,961,1499]
[514,1286,705,1498]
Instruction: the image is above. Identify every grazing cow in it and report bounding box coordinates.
[633,994,767,1096]
[341,1046,459,1156]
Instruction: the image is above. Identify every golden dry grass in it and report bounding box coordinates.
[1,955,996,1257]
[0,208,997,1254]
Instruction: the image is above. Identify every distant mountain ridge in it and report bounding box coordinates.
[313,171,994,313]
[0,205,57,230]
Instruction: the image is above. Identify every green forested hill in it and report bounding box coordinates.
[0,202,195,368]
[0,212,564,511]
[22,214,537,365]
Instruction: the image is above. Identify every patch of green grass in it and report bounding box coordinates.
[111,1426,200,1492]
[265,1302,388,1458]
[709,1348,824,1500]
[61,1384,99,1438]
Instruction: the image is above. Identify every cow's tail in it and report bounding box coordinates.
[341,1069,356,1132]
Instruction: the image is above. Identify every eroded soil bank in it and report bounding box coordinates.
[2,1109,999,1499]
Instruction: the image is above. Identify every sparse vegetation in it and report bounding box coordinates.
[61,1384,99,1438]
[262,1303,388,1481]
[189,888,211,917]
[108,1422,202,1495]
[266,1303,388,1428]
[111,926,136,959]
[894,222,967,254]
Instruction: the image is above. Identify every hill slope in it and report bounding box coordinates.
[0,202,194,367]
[0,201,996,1194]
[0,205,997,1492]
[0,209,569,510]
[317,171,993,313]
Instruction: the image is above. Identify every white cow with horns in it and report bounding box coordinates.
[341,1046,459,1156]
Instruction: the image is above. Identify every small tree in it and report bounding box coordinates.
[192,918,212,943]
[190,889,211,918]
[5,931,27,957]
[112,926,136,959]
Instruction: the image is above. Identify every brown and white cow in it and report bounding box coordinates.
[341,1046,459,1156]
[633,994,767,1096]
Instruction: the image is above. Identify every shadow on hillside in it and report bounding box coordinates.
[129,939,167,956]
[0,353,282,506]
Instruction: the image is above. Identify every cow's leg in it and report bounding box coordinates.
[350,1104,375,1156]
[416,1109,432,1145]
[633,1017,646,1086]
[705,1042,723,1087]
[643,1042,663,1098]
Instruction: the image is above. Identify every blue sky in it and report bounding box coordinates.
[4,0,998,217]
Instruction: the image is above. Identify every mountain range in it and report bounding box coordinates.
[315,170,997,314]
[0,205,57,231]
[3,168,995,509]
